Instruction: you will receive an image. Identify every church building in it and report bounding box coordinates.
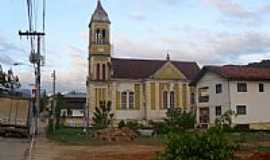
[86,0,200,122]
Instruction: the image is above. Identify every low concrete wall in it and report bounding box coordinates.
[63,118,84,127]
[250,123,270,130]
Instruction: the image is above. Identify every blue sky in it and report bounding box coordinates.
[1,0,270,92]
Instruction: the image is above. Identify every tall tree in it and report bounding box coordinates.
[0,65,21,95]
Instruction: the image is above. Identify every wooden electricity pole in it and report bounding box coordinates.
[51,70,56,133]
[19,0,46,136]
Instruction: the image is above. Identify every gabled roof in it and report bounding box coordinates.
[64,91,86,98]
[91,0,110,23]
[190,65,270,85]
[111,58,200,80]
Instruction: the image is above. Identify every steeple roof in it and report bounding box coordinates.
[91,0,110,23]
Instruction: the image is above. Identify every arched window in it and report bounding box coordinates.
[96,64,100,80]
[96,29,100,44]
[163,91,168,109]
[170,91,175,108]
[102,29,106,43]
[102,64,106,80]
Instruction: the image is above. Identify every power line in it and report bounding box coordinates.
[43,0,46,32]
[19,0,46,135]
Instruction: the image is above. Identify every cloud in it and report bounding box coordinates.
[0,35,25,65]
[44,45,87,93]
[203,0,254,18]
[17,44,88,93]
[112,29,270,66]
[128,11,146,21]
[0,55,14,65]
[202,0,270,26]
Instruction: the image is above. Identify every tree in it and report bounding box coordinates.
[0,66,21,95]
[0,65,6,85]
[40,90,49,112]
[162,108,195,134]
[92,101,114,130]
[156,128,235,160]
[215,110,236,129]
[55,93,64,128]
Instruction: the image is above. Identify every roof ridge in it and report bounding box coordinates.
[111,57,197,63]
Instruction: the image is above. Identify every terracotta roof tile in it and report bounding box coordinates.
[191,65,270,85]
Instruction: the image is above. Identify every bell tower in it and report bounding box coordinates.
[88,0,111,81]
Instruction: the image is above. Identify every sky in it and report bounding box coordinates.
[0,0,270,93]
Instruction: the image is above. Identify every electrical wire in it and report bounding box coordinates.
[43,0,46,33]
[42,0,46,66]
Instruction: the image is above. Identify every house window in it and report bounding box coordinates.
[102,64,106,80]
[236,105,247,115]
[163,91,168,109]
[198,87,209,103]
[121,92,127,109]
[215,106,222,116]
[129,92,135,109]
[170,91,175,108]
[96,64,100,80]
[259,83,264,92]
[216,84,222,94]
[237,83,247,92]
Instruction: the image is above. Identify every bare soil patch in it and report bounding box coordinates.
[54,144,162,160]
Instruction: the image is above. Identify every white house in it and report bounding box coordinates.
[190,65,270,130]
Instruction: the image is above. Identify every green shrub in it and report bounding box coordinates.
[149,121,168,135]
[157,128,235,160]
[118,120,126,128]
[152,108,196,135]
[215,110,235,129]
[92,101,114,130]
[126,121,142,131]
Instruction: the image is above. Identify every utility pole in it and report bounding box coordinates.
[19,31,45,135]
[51,70,56,133]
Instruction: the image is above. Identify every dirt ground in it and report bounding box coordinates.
[31,137,162,160]
[55,145,162,160]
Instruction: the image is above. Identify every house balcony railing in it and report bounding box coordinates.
[198,96,209,103]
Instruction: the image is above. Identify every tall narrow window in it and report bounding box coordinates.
[170,91,175,108]
[96,29,100,44]
[163,91,168,109]
[121,92,127,109]
[96,64,100,80]
[215,106,222,116]
[102,29,106,44]
[129,92,135,109]
[102,64,106,80]
[259,83,264,92]
[216,84,222,94]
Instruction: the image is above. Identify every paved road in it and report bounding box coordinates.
[0,137,29,160]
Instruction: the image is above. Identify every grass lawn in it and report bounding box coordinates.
[225,131,270,154]
[48,127,162,146]
[48,127,270,155]
[227,131,270,143]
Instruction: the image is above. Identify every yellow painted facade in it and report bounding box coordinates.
[86,1,196,121]
[153,63,186,80]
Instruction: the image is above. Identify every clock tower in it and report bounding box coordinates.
[88,0,111,81]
